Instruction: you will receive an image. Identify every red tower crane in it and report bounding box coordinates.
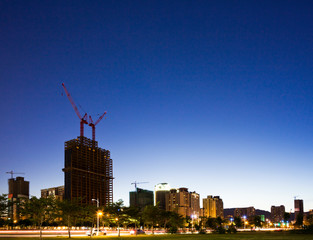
[62,83,88,137]
[89,111,107,141]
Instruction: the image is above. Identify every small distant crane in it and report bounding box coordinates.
[131,181,149,191]
[6,171,25,179]
[131,181,149,207]
[62,83,88,137]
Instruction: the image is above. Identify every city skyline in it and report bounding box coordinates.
[1,0,313,212]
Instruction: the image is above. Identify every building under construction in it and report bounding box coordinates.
[63,136,113,206]
[62,83,113,206]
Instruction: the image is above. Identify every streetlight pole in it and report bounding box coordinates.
[92,199,100,236]
[243,215,246,230]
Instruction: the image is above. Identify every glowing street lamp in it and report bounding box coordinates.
[115,218,120,237]
[243,216,247,229]
[92,199,100,236]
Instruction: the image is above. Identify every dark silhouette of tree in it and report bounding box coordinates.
[56,199,82,238]
[104,199,127,237]
[21,196,55,240]
[234,217,243,228]
[206,217,218,230]
[295,213,303,228]
[123,206,141,230]
[142,204,161,234]
[199,216,207,232]
[159,209,172,229]
[306,213,313,226]
[253,215,262,228]
[284,212,291,223]
[0,194,8,218]
[17,219,32,229]
[216,217,224,226]
[167,211,184,233]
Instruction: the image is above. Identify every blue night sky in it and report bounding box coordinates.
[1,0,313,212]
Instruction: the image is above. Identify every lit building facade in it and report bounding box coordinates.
[41,186,65,201]
[270,205,285,223]
[190,191,200,218]
[234,207,255,218]
[165,187,200,218]
[63,136,113,206]
[203,195,224,218]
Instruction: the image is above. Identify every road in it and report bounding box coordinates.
[0,230,164,238]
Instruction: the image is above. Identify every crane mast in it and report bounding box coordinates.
[89,111,107,141]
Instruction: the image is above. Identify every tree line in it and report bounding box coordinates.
[1,193,313,238]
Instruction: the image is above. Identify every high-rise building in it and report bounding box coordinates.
[154,183,170,209]
[8,177,29,221]
[41,186,65,201]
[271,205,285,223]
[129,188,154,210]
[166,187,200,218]
[234,207,255,218]
[190,191,200,218]
[63,136,113,206]
[203,195,224,218]
[295,199,304,221]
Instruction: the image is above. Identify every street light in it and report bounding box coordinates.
[115,218,120,237]
[92,199,100,236]
[243,216,247,229]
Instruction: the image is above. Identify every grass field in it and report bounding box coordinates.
[5,232,313,240]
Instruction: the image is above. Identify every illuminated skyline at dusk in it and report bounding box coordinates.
[1,0,313,212]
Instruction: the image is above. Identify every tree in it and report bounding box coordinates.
[159,210,172,229]
[206,217,218,230]
[306,214,313,226]
[216,217,224,226]
[17,219,32,229]
[56,199,82,238]
[159,211,184,233]
[295,214,303,228]
[123,206,141,230]
[142,205,161,234]
[0,194,8,218]
[284,212,291,223]
[79,204,96,229]
[253,215,262,228]
[234,217,243,228]
[21,196,55,240]
[104,200,127,237]
[199,216,207,232]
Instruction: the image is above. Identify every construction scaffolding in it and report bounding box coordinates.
[63,136,113,206]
